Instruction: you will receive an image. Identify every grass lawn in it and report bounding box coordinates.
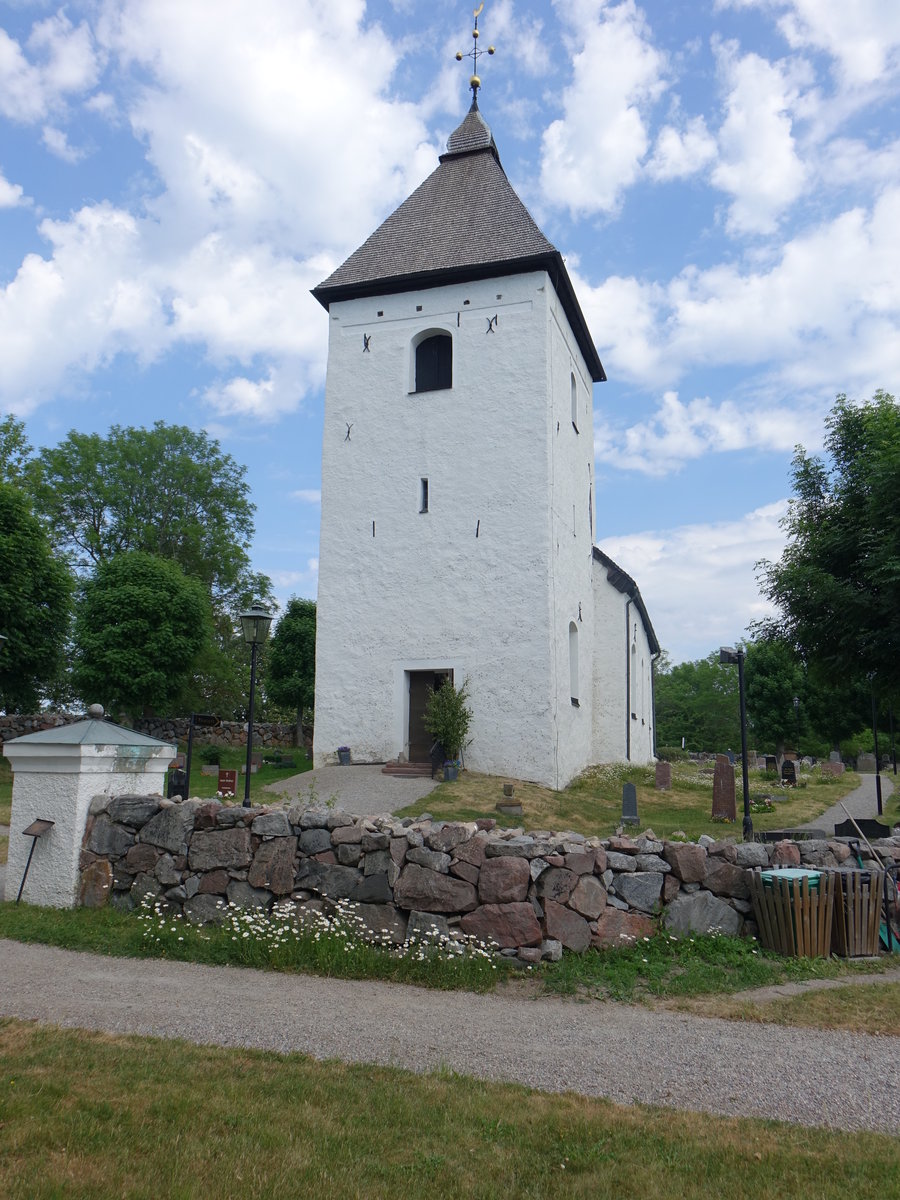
[397,761,869,841]
[1,1019,898,1200]
[674,977,900,1036]
[0,835,6,866]
[165,743,313,804]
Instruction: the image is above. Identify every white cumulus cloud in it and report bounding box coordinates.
[540,0,667,215]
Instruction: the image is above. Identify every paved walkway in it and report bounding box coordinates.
[0,938,897,1134]
[798,771,896,833]
[262,763,438,817]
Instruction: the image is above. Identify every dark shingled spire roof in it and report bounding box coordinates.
[312,101,605,382]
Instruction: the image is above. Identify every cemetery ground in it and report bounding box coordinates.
[400,759,876,841]
[1,1015,899,1200]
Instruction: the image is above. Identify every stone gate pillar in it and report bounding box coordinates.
[3,705,175,907]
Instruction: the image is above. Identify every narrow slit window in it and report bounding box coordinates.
[420,478,429,513]
[571,373,579,433]
[569,621,580,706]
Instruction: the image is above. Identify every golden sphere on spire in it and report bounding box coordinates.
[473,27,479,38]
[488,45,495,54]
[470,74,481,89]
[455,51,463,61]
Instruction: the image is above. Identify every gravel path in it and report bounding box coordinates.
[0,938,897,1134]
[262,763,438,816]
[798,772,896,833]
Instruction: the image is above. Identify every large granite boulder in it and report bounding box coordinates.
[614,871,664,913]
[461,902,542,948]
[393,863,478,913]
[188,828,252,871]
[478,856,530,904]
[662,890,742,936]
[248,836,297,895]
[542,899,591,952]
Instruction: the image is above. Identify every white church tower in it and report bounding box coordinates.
[312,17,658,788]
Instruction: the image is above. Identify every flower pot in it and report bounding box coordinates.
[443,762,458,782]
[337,749,351,765]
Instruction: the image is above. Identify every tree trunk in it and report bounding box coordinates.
[775,739,785,779]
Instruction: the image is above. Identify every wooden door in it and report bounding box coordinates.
[408,671,451,761]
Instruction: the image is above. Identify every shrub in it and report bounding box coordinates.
[198,745,221,766]
[656,746,689,762]
[424,678,473,761]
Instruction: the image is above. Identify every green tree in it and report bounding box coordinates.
[0,415,32,485]
[743,636,806,772]
[0,483,73,712]
[654,652,741,753]
[758,391,900,699]
[266,598,316,745]
[27,421,270,610]
[72,551,211,720]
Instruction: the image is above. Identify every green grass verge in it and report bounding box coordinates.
[400,762,867,840]
[1,1019,898,1200]
[680,978,900,1036]
[0,902,885,1003]
[0,835,7,866]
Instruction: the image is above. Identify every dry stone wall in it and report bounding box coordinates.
[0,712,302,749]
[77,796,900,960]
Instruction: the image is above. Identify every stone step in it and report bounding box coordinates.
[381,762,433,778]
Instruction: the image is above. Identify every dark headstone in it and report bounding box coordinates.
[781,759,796,786]
[765,755,777,773]
[711,754,736,821]
[621,782,639,824]
[654,761,672,790]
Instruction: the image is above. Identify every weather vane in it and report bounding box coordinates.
[456,3,495,100]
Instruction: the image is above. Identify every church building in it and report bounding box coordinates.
[311,30,658,789]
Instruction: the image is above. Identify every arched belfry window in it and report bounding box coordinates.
[414,331,452,393]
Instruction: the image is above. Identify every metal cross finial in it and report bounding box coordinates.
[455,3,495,101]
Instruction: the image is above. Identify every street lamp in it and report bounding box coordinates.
[240,603,273,807]
[793,695,800,758]
[720,646,752,841]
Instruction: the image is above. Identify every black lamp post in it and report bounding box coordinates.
[793,695,800,758]
[720,646,752,841]
[240,603,273,807]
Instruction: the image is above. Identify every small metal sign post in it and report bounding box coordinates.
[16,818,55,904]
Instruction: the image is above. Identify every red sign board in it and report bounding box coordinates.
[217,769,237,797]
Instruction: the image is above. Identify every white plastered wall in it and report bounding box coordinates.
[3,742,173,907]
[591,573,656,764]
[314,270,574,786]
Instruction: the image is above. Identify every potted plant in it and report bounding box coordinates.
[424,679,472,782]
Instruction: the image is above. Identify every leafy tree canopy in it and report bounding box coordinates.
[0,415,32,486]
[743,636,805,756]
[72,551,211,719]
[0,482,73,712]
[758,390,900,697]
[266,598,316,740]
[654,652,741,753]
[27,420,270,610]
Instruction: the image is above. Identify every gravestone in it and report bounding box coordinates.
[856,752,877,774]
[218,768,237,796]
[822,761,844,777]
[747,750,758,768]
[621,782,639,825]
[829,750,842,763]
[765,755,777,773]
[655,761,672,790]
[781,759,796,786]
[711,754,736,821]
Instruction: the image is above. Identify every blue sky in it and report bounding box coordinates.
[1,0,899,662]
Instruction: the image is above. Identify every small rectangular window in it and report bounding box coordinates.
[420,478,429,513]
